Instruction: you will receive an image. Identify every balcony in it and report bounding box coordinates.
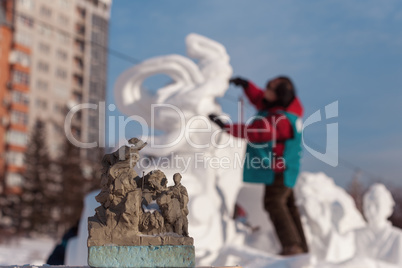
[9,50,31,67]
[76,23,86,37]
[72,126,82,140]
[73,56,84,74]
[73,91,83,103]
[71,112,82,128]
[76,6,86,20]
[73,74,84,88]
[74,38,85,54]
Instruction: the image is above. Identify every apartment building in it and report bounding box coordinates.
[0,0,111,194]
[0,0,15,194]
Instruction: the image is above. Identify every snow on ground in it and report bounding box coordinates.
[0,237,56,266]
[0,224,400,268]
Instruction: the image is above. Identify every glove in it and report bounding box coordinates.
[208,114,226,129]
[229,77,249,89]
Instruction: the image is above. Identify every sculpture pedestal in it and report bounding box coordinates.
[88,245,195,267]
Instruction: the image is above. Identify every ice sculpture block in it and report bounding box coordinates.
[113,33,245,265]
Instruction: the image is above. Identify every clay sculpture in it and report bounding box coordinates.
[88,138,194,267]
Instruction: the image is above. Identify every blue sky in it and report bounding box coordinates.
[105,0,402,187]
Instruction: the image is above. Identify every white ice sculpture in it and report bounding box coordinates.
[65,191,99,266]
[294,172,366,262]
[324,201,356,262]
[114,33,246,265]
[354,183,402,265]
[114,33,233,156]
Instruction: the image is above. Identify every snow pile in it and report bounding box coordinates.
[353,184,402,265]
[294,172,366,262]
[0,237,55,265]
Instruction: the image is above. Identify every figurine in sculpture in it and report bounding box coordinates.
[354,183,402,265]
[140,170,167,235]
[168,173,189,236]
[88,138,194,248]
[96,138,145,209]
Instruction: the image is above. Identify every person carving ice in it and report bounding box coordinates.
[209,76,308,255]
[354,183,402,265]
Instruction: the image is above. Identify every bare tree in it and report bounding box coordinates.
[347,170,366,215]
[18,120,58,235]
[56,138,85,234]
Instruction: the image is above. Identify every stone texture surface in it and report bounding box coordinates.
[88,245,195,267]
[88,233,194,247]
[88,138,193,248]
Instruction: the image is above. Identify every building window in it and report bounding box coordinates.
[88,132,97,144]
[35,99,47,109]
[37,23,52,36]
[6,130,28,146]
[54,84,69,98]
[36,80,49,91]
[6,151,25,167]
[92,14,108,30]
[37,61,50,73]
[73,92,83,103]
[89,116,98,128]
[53,103,65,114]
[38,43,50,54]
[9,50,30,67]
[40,6,52,17]
[58,0,70,8]
[56,49,68,61]
[12,71,29,86]
[53,124,64,135]
[90,81,99,95]
[17,14,34,28]
[74,56,84,70]
[15,32,33,48]
[17,0,34,10]
[56,31,70,44]
[11,110,28,126]
[89,97,99,104]
[56,68,67,79]
[12,91,29,105]
[76,23,86,36]
[58,14,69,25]
[6,173,23,187]
[73,128,81,138]
[73,74,84,87]
[74,39,85,53]
[76,7,86,19]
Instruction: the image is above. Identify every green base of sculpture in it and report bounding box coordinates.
[88,245,195,267]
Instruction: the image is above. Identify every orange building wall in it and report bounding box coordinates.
[0,0,16,194]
